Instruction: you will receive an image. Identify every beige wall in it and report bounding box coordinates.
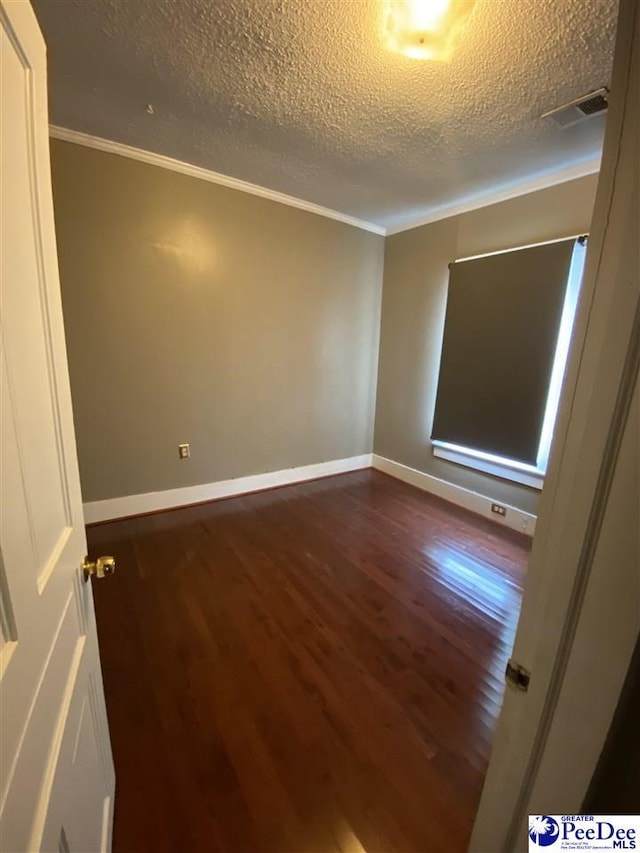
[52,137,599,513]
[51,140,384,503]
[373,174,599,514]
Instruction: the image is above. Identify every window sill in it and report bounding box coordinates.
[432,442,544,490]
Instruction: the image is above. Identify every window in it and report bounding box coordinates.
[431,237,587,489]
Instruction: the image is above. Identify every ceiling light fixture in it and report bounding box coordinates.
[386,0,476,61]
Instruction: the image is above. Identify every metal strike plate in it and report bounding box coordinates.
[82,555,116,582]
[506,659,531,692]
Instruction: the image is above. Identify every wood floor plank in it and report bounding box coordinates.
[88,469,530,853]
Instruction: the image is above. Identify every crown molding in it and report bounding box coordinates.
[50,125,601,239]
[49,126,386,236]
[384,156,602,236]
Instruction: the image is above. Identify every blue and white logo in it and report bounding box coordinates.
[528,814,639,851]
[529,816,560,847]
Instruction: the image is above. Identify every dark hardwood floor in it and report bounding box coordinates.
[88,469,530,853]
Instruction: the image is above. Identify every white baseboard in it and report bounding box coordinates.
[84,452,537,533]
[372,454,537,536]
[100,794,113,853]
[83,454,373,524]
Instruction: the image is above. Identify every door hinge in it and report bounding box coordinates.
[506,659,531,692]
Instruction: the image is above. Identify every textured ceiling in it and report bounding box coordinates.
[33,0,618,230]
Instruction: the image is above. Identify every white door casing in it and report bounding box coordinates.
[470,0,639,848]
[0,1,115,851]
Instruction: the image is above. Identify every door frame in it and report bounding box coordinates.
[470,0,639,847]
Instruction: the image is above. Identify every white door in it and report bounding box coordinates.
[470,0,639,848]
[0,2,115,851]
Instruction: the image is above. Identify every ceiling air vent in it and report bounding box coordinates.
[542,87,609,129]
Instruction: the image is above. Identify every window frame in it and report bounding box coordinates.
[431,236,588,490]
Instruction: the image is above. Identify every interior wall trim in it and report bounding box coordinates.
[83,454,374,524]
[385,157,601,236]
[372,454,537,536]
[48,126,386,236]
[49,127,598,239]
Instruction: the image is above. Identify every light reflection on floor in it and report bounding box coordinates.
[423,543,516,617]
[333,820,367,853]
[422,541,524,688]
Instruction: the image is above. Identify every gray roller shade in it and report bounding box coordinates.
[431,238,577,465]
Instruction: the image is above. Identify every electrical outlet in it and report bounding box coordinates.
[491,503,507,517]
[178,443,190,460]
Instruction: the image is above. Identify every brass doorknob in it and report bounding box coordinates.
[82,555,116,582]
